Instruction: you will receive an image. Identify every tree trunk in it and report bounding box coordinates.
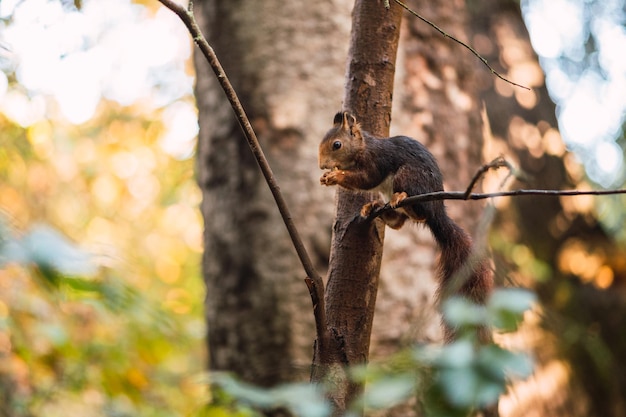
[193,0,352,386]
[311,1,403,413]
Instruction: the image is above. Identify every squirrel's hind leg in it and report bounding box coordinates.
[380,210,409,229]
[360,199,408,229]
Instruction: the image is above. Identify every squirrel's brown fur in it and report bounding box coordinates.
[319,111,493,341]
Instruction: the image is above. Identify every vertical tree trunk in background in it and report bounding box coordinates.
[397,1,486,214]
[193,0,352,386]
[370,0,489,357]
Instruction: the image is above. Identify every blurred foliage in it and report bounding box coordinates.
[468,0,626,412]
[351,289,535,417]
[202,289,536,417]
[0,103,207,416]
[482,106,626,414]
[2,1,624,416]
[208,374,331,417]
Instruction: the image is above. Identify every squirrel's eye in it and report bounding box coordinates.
[332,141,342,150]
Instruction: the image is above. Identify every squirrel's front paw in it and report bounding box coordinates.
[320,170,343,186]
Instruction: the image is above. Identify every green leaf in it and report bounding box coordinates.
[212,374,273,408]
[271,383,331,417]
[442,297,488,328]
[487,288,536,332]
[24,225,97,277]
[362,374,415,409]
[423,378,472,417]
[438,367,478,407]
[435,339,476,368]
[438,366,503,408]
[2,224,97,279]
[487,288,536,314]
[212,374,331,417]
[477,345,534,381]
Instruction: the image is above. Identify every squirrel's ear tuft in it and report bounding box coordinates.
[340,111,357,130]
[341,112,360,137]
[345,112,357,128]
[332,112,344,126]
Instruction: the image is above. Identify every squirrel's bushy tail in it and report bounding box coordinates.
[427,214,493,341]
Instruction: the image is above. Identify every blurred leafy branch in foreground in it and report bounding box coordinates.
[203,289,536,417]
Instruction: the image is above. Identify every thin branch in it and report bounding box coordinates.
[425,188,626,202]
[463,156,512,199]
[393,0,530,90]
[365,157,626,219]
[157,0,327,333]
[370,188,626,219]
[305,277,330,358]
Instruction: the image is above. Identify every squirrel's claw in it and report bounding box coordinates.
[320,171,334,186]
[320,170,344,186]
[390,191,408,208]
[360,200,384,218]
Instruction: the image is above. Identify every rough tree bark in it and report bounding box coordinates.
[310,1,403,412]
[193,0,352,385]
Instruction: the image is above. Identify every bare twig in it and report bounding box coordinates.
[418,187,626,203]
[463,156,512,199]
[370,187,626,219]
[393,0,530,90]
[366,158,626,219]
[157,0,327,337]
[305,277,330,358]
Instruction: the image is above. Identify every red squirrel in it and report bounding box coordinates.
[319,111,493,340]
